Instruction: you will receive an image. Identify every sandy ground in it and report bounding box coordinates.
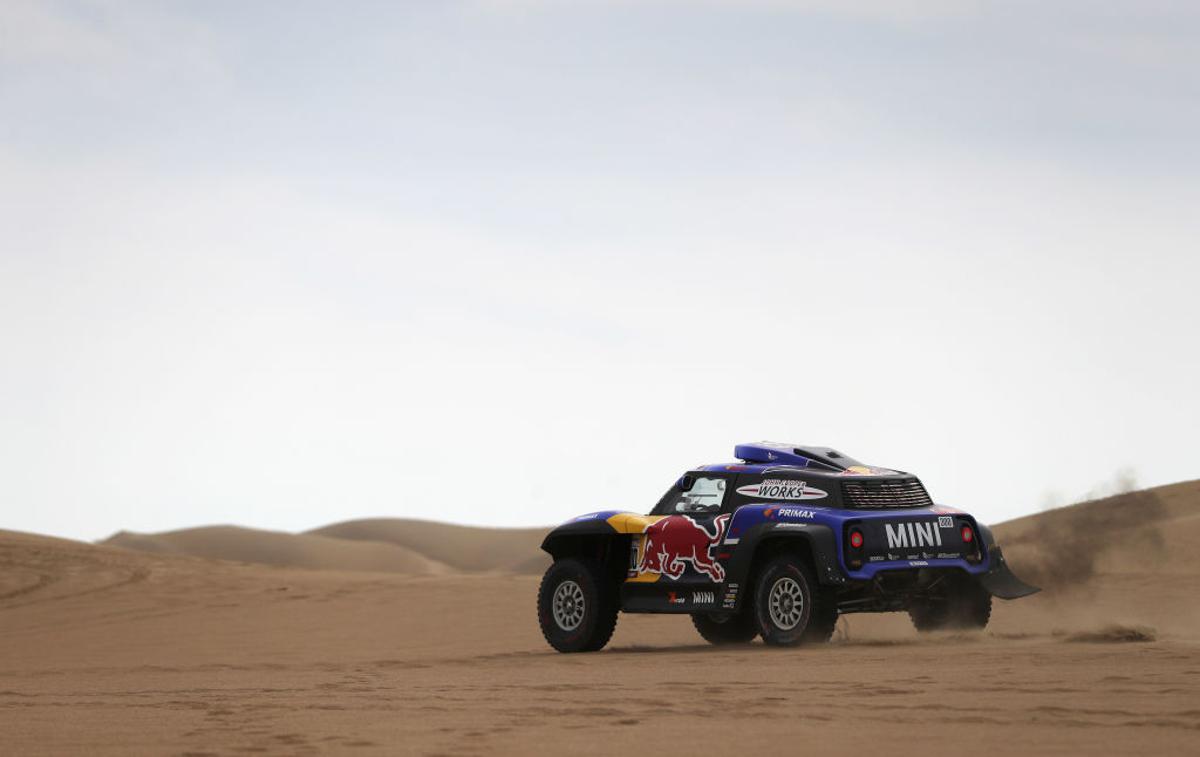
[4,482,1200,755]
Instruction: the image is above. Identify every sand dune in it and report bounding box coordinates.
[104,525,451,575]
[102,482,1200,583]
[307,518,549,573]
[995,479,1200,586]
[104,518,550,575]
[4,481,1198,755]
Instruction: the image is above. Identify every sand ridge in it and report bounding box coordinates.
[104,519,550,576]
[105,525,453,575]
[101,482,1200,583]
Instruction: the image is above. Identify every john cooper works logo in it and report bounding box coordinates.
[736,479,828,500]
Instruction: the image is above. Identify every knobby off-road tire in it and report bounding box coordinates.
[908,577,993,632]
[804,585,839,643]
[753,554,829,646]
[692,611,759,645]
[537,558,619,653]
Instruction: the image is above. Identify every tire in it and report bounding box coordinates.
[804,586,839,643]
[753,554,826,646]
[908,576,993,632]
[692,611,759,645]
[537,558,619,653]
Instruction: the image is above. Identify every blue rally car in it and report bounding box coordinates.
[537,442,1039,652]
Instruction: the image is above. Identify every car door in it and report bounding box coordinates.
[628,472,734,608]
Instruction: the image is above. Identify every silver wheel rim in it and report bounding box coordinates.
[552,580,585,631]
[768,577,804,630]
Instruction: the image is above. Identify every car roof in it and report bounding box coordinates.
[689,442,903,478]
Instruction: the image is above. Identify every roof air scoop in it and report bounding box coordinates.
[734,442,859,471]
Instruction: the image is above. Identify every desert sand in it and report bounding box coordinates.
[3,481,1200,755]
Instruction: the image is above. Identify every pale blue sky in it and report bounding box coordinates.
[1,0,1197,540]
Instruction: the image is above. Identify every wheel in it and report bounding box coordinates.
[752,554,826,646]
[692,611,759,645]
[537,558,619,653]
[908,576,992,632]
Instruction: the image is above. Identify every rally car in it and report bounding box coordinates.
[536,442,1038,652]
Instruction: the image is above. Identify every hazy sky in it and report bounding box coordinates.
[2,0,1197,541]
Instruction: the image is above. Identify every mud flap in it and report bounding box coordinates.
[977,547,1040,599]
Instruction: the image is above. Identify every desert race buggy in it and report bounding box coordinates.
[537,442,1039,652]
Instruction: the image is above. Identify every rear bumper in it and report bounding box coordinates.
[840,546,1039,600]
[844,552,991,581]
[840,518,1039,599]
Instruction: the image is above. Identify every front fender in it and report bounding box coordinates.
[540,517,619,559]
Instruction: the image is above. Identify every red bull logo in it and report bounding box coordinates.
[636,514,730,582]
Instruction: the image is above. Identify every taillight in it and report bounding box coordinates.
[849,530,864,549]
[961,525,974,543]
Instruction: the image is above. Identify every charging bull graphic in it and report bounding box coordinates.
[637,514,730,582]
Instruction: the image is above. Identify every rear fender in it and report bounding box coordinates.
[723,522,848,605]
